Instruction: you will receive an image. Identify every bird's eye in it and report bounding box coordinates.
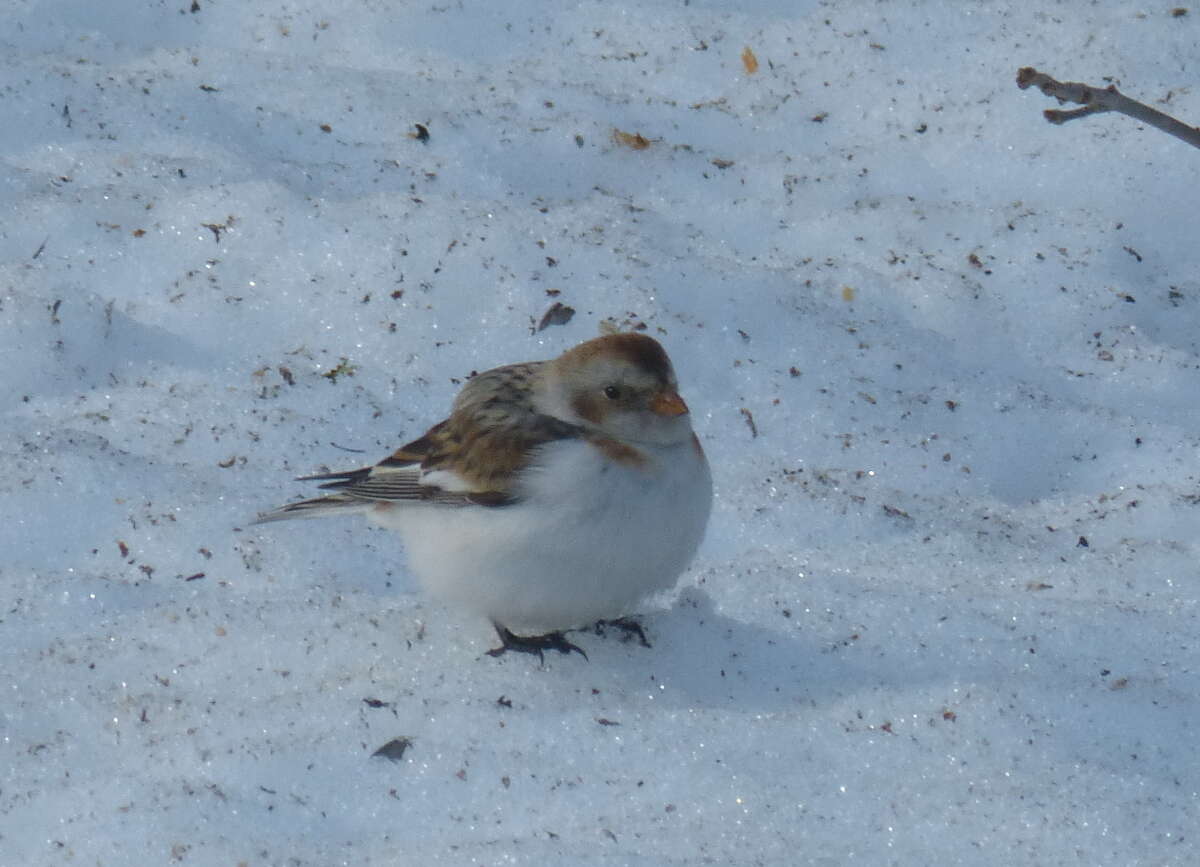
[604,385,622,400]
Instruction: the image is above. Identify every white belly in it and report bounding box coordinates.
[373,436,712,632]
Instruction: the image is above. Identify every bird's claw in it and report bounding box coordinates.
[593,617,652,648]
[488,623,588,661]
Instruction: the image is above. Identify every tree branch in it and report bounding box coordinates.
[1016,66,1200,151]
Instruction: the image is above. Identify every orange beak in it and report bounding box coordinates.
[650,390,689,417]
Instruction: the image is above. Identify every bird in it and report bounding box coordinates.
[256,332,712,659]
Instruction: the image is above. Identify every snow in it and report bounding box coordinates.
[3,1,1198,864]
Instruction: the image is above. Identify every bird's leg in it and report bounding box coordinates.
[593,617,652,648]
[487,622,588,661]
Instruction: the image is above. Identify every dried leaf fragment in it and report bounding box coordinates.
[535,301,575,332]
[322,357,357,382]
[612,128,652,150]
[741,46,759,75]
[740,407,758,438]
[372,737,414,762]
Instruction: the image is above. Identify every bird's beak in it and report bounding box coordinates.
[650,390,689,417]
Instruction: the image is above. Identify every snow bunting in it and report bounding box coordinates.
[257,333,712,658]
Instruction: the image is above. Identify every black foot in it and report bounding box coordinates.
[593,617,652,648]
[487,623,588,661]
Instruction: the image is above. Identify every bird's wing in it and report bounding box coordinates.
[256,361,582,521]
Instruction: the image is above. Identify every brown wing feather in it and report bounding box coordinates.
[385,361,581,494]
[286,360,582,510]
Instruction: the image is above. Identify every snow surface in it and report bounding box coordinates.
[3,0,1199,864]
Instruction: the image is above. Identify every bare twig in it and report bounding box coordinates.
[1016,67,1200,151]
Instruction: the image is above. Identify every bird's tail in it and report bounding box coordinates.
[252,493,374,524]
